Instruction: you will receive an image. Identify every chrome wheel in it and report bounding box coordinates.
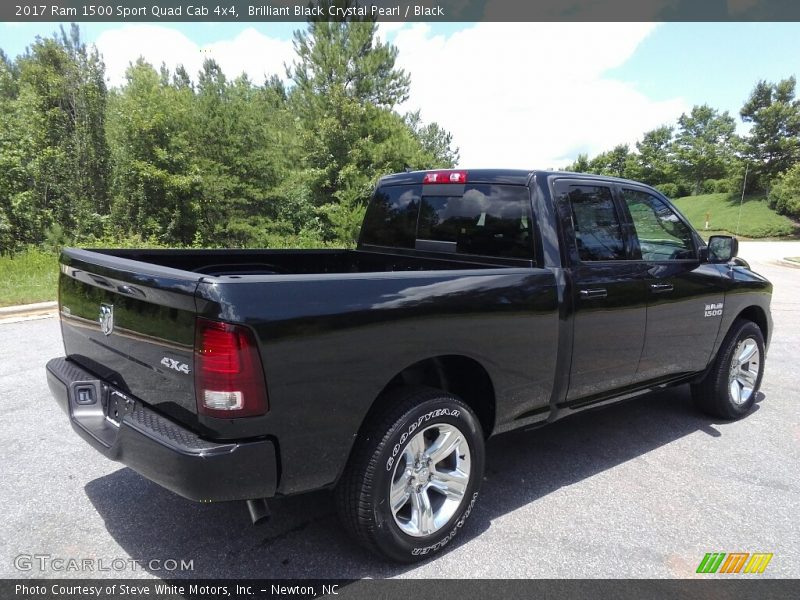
[389,423,471,537]
[728,337,760,405]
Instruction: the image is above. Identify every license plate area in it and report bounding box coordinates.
[106,390,134,426]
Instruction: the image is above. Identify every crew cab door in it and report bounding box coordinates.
[618,186,725,381]
[553,180,649,402]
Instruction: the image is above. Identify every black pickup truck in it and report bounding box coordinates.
[46,169,772,561]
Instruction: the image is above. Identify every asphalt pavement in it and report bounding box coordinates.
[0,242,798,579]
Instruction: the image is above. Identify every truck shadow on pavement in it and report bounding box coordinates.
[84,385,763,579]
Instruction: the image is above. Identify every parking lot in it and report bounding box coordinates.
[1,242,798,579]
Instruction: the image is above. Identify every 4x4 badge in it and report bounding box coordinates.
[99,304,114,336]
[161,357,190,375]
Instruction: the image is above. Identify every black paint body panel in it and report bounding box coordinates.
[50,169,773,500]
[46,357,277,502]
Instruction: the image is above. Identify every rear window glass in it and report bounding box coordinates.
[417,184,533,259]
[359,185,422,248]
[361,182,533,260]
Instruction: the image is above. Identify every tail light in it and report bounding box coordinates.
[194,318,268,418]
[423,170,468,184]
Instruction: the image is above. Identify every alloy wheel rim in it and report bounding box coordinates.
[389,423,471,537]
[728,337,760,405]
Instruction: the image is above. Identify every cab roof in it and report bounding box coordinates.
[378,169,653,188]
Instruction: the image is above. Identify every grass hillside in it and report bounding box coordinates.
[0,249,59,307]
[672,193,797,239]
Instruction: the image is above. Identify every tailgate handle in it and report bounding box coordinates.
[580,288,607,299]
[117,284,146,298]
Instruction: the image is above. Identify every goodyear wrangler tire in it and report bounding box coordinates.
[691,319,765,420]
[335,386,485,562]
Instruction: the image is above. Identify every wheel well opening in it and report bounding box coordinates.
[379,355,496,438]
[738,306,768,342]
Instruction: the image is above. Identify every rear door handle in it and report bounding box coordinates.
[650,283,674,293]
[580,288,608,299]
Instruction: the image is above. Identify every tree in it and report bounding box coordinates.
[106,59,200,245]
[404,111,460,168]
[673,105,738,194]
[1,25,110,247]
[585,144,635,178]
[1,20,460,250]
[607,144,633,178]
[768,162,800,218]
[288,3,410,112]
[0,49,21,253]
[59,24,111,236]
[740,77,800,191]
[565,153,590,173]
[287,9,457,242]
[192,61,300,246]
[633,125,675,186]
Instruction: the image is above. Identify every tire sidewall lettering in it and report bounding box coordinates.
[410,491,479,556]
[386,407,461,472]
[373,398,482,561]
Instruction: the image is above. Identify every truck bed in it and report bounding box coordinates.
[91,247,521,277]
[57,243,558,495]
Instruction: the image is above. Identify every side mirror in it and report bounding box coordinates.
[706,235,739,263]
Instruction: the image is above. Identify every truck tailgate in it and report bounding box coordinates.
[58,248,201,422]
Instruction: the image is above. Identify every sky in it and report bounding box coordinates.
[2,21,799,169]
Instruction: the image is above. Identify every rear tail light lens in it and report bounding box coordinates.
[194,318,268,418]
[423,170,468,184]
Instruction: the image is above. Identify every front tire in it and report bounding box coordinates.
[692,319,765,419]
[336,386,485,562]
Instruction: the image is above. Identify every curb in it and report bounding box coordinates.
[0,300,58,321]
[777,258,800,269]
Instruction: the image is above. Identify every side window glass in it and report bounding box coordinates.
[565,185,626,261]
[622,189,696,260]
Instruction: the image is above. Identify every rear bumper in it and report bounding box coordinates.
[46,357,278,502]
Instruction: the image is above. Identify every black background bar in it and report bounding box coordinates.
[4,1,800,23]
[4,579,800,600]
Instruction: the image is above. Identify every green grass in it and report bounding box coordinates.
[672,193,798,239]
[0,249,60,307]
[0,235,349,309]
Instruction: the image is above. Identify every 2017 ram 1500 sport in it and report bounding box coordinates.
[46,169,772,561]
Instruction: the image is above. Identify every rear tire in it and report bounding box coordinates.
[335,386,485,562]
[691,319,765,420]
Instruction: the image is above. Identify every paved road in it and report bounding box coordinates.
[1,245,798,579]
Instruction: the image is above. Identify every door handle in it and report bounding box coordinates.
[650,283,674,293]
[580,288,608,299]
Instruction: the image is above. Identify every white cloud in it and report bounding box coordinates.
[391,23,688,169]
[95,26,293,87]
[94,23,687,170]
[376,21,407,42]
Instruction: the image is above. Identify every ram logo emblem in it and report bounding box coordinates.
[99,304,114,336]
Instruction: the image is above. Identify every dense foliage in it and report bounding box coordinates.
[0,19,458,254]
[2,20,798,258]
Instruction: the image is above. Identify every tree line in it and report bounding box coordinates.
[2,18,799,257]
[0,19,457,255]
[565,77,800,218]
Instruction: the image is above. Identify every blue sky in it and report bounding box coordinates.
[2,21,798,167]
[606,22,800,119]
